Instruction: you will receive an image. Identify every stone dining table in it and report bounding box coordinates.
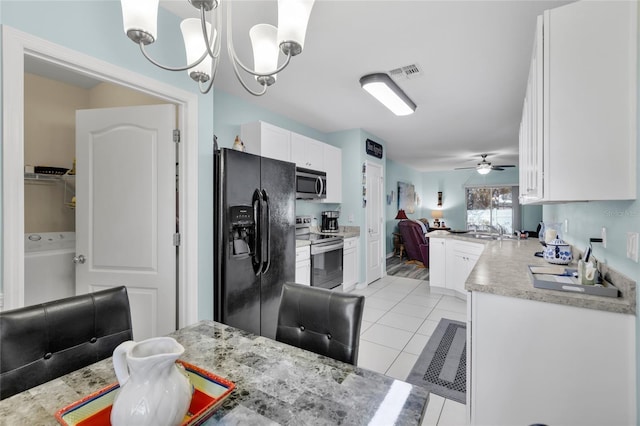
[0,320,429,425]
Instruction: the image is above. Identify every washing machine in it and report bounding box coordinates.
[24,232,76,305]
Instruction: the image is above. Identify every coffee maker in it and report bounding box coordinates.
[321,211,340,233]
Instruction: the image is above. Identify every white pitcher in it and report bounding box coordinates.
[110,337,193,426]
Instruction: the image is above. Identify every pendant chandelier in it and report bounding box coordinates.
[120,0,315,96]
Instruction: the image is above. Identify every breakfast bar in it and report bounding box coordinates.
[0,320,429,425]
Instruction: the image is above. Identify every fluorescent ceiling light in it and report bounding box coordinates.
[360,73,416,116]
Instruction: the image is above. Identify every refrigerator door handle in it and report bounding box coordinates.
[261,189,271,274]
[252,188,263,276]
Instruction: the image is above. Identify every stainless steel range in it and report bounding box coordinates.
[296,216,344,289]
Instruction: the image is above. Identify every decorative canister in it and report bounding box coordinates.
[543,238,573,265]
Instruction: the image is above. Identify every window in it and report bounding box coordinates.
[466,186,519,234]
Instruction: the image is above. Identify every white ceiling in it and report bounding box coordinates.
[26,1,574,172]
[161,0,574,172]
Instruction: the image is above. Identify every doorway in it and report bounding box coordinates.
[22,70,168,308]
[2,26,199,329]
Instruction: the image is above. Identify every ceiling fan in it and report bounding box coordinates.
[455,154,516,175]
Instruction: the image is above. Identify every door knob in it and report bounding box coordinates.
[73,254,86,264]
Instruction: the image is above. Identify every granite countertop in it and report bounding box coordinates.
[427,231,636,315]
[312,226,360,239]
[0,321,428,425]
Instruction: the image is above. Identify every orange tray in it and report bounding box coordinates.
[55,361,235,426]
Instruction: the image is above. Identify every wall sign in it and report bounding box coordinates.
[365,138,383,159]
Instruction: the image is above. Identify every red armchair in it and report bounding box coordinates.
[398,220,429,268]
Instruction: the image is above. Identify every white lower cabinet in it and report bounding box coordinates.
[342,237,358,290]
[469,292,636,426]
[428,238,447,287]
[429,238,483,296]
[451,241,484,295]
[295,245,310,286]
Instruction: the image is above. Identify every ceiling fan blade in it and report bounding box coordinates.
[454,167,478,170]
[491,167,505,171]
[493,164,516,168]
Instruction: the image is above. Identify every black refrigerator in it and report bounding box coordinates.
[214,148,296,339]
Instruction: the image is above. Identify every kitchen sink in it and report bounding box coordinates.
[457,232,519,241]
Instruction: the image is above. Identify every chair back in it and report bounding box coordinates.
[0,286,132,399]
[398,220,430,267]
[276,283,364,365]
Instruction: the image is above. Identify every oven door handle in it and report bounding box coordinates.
[311,241,344,255]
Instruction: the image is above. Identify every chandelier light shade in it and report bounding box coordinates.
[121,0,159,45]
[360,73,416,116]
[181,18,215,82]
[277,0,315,55]
[395,209,409,220]
[119,0,315,95]
[250,24,279,86]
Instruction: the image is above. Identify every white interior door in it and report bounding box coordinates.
[366,162,384,284]
[75,104,176,341]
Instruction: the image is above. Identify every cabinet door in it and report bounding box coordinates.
[343,237,358,289]
[428,238,446,287]
[471,292,635,425]
[543,1,636,201]
[291,133,324,170]
[261,124,291,163]
[295,246,310,285]
[452,252,479,294]
[295,261,311,286]
[322,144,342,203]
[241,121,291,162]
[519,16,543,205]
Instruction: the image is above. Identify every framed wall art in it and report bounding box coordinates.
[397,181,416,214]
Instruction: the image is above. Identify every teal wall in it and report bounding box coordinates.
[423,167,542,232]
[385,159,424,253]
[383,164,542,254]
[0,1,215,319]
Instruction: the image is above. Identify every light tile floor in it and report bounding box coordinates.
[348,275,468,426]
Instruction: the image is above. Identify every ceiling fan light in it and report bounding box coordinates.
[250,24,279,85]
[360,73,416,116]
[180,18,215,82]
[121,0,159,44]
[277,0,315,55]
[477,165,491,175]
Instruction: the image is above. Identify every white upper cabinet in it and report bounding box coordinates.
[241,121,342,203]
[290,133,324,171]
[322,144,342,203]
[519,16,544,204]
[519,0,637,204]
[241,121,291,163]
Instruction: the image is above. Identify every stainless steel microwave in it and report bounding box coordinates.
[296,167,327,200]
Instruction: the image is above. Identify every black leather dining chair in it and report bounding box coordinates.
[0,286,133,400]
[275,282,365,366]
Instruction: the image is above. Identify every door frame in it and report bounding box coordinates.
[1,26,199,329]
[365,161,385,284]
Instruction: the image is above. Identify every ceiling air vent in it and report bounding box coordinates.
[389,63,423,81]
